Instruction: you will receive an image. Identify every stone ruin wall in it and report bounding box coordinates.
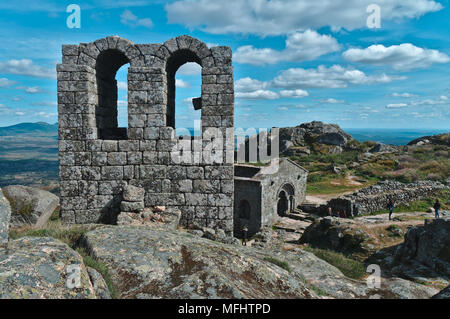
[328,180,447,216]
[57,35,235,235]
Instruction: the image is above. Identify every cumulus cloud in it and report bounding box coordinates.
[235,77,268,92]
[235,30,340,65]
[271,65,403,89]
[166,0,442,35]
[120,9,153,28]
[321,98,345,104]
[0,59,55,79]
[176,79,191,88]
[236,90,279,100]
[279,89,309,98]
[342,44,450,71]
[16,86,43,94]
[117,81,127,90]
[235,77,278,100]
[177,62,201,75]
[391,92,417,98]
[0,77,17,87]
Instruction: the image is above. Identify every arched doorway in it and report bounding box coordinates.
[277,191,289,216]
[277,183,295,216]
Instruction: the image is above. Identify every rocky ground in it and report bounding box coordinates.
[1,184,447,299]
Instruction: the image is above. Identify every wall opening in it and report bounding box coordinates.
[277,183,295,216]
[166,50,202,136]
[96,49,130,140]
[238,199,251,220]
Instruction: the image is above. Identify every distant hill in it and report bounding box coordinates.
[0,122,58,136]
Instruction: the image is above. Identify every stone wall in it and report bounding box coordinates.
[328,180,447,216]
[57,35,235,234]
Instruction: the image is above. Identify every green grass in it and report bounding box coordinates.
[264,257,291,272]
[76,247,118,299]
[304,247,366,280]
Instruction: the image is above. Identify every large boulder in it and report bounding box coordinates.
[0,236,96,299]
[2,185,59,228]
[0,189,11,251]
[299,217,376,256]
[80,225,437,299]
[81,225,317,299]
[432,285,450,299]
[394,219,450,277]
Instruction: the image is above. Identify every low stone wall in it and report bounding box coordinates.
[327,180,447,216]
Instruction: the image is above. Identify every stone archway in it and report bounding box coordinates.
[277,183,295,216]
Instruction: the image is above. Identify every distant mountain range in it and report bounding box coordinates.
[0,122,58,136]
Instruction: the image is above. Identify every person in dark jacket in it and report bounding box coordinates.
[433,198,441,219]
[242,225,248,246]
[388,199,395,221]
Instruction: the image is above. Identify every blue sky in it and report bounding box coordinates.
[0,0,449,130]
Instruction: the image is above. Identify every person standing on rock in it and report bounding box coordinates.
[433,198,441,219]
[242,225,249,246]
[388,199,395,220]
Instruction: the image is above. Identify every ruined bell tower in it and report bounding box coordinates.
[57,35,235,234]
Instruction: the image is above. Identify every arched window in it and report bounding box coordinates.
[166,50,202,136]
[95,49,130,140]
[238,199,251,220]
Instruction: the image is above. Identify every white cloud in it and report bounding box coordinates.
[117,81,127,90]
[321,98,345,104]
[23,86,42,94]
[15,111,25,116]
[342,44,450,71]
[278,106,289,111]
[177,62,201,75]
[166,0,442,36]
[391,92,417,98]
[235,77,268,92]
[386,103,408,109]
[271,65,403,89]
[235,30,340,65]
[0,77,17,87]
[0,59,55,79]
[176,79,191,88]
[235,77,278,100]
[236,90,279,100]
[279,89,309,98]
[120,9,153,28]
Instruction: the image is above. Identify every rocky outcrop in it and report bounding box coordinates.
[0,189,11,251]
[279,121,353,155]
[80,225,437,299]
[2,185,59,228]
[327,180,447,217]
[81,225,318,299]
[87,267,111,299]
[299,217,376,256]
[432,285,450,299]
[369,143,398,153]
[0,236,96,299]
[407,133,450,146]
[394,219,450,277]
